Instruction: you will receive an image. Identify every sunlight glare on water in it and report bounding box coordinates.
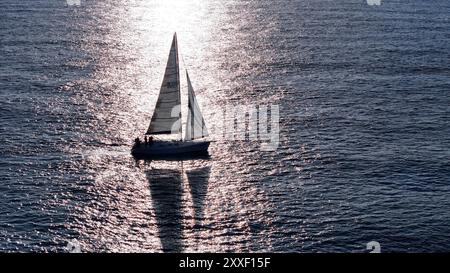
[1,0,450,252]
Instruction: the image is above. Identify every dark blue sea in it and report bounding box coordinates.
[1,0,449,252]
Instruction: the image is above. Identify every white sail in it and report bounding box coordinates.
[185,71,208,140]
[146,33,181,135]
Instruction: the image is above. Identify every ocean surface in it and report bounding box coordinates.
[1,0,449,252]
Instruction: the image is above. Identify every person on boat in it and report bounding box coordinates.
[148,136,154,146]
[134,137,141,147]
[144,136,148,146]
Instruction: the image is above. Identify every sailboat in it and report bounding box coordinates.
[131,33,210,158]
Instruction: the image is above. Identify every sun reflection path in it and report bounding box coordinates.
[73,0,276,252]
[130,0,211,41]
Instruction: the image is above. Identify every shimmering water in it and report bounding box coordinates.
[1,0,449,252]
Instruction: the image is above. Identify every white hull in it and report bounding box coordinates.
[131,140,210,157]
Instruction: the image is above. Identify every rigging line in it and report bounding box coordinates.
[178,37,188,73]
[178,37,191,140]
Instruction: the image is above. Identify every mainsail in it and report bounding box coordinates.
[185,71,208,140]
[146,33,181,135]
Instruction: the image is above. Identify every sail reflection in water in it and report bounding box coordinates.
[147,165,211,252]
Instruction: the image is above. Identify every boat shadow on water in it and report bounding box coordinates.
[146,166,211,252]
[147,168,184,253]
[186,166,211,228]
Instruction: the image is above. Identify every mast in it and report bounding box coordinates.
[188,71,194,139]
[174,33,182,141]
